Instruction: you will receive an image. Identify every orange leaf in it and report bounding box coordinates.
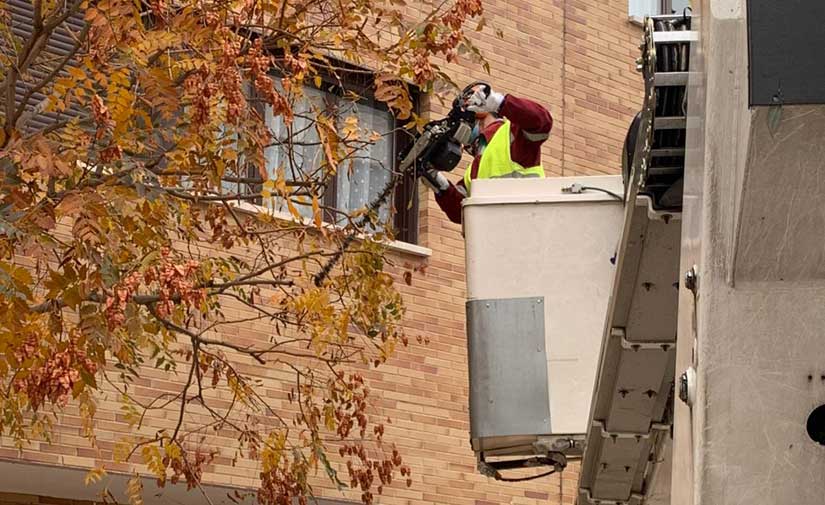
[312,195,322,228]
[286,198,301,220]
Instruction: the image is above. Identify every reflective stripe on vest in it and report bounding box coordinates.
[464,119,545,195]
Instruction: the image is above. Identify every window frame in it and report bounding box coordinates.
[629,0,690,20]
[659,0,690,14]
[246,56,420,245]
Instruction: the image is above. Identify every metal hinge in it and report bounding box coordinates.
[612,327,675,352]
[591,420,670,441]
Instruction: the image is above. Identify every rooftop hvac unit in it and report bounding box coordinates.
[462,176,623,473]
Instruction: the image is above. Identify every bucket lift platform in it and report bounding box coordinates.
[460,13,694,492]
[462,175,625,478]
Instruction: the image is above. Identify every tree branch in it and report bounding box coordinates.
[191,336,267,365]
[28,277,294,313]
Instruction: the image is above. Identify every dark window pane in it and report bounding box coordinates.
[667,0,690,14]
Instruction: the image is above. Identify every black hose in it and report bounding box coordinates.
[494,468,557,483]
[579,185,624,202]
[481,454,566,482]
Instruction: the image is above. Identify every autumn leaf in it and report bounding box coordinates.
[285,198,302,220]
[312,195,322,228]
[260,432,286,473]
[113,439,134,463]
[342,116,359,140]
[374,74,413,120]
[141,444,166,482]
[126,475,144,505]
[84,466,106,486]
[368,131,383,142]
[315,116,340,173]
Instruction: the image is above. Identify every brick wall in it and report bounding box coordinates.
[391,1,644,504]
[0,1,642,505]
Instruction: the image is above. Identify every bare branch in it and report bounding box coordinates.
[28,278,293,313]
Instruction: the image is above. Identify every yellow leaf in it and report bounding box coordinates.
[261,431,286,473]
[323,404,335,431]
[274,173,287,194]
[338,312,350,342]
[141,444,166,481]
[11,264,33,286]
[342,115,359,140]
[314,75,322,88]
[164,441,181,462]
[67,66,85,80]
[113,439,133,463]
[126,475,144,505]
[84,466,106,486]
[227,372,252,406]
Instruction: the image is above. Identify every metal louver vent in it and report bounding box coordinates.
[3,0,86,133]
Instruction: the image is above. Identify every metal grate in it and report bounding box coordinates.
[3,0,86,133]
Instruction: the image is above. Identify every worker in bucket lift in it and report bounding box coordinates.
[421,83,553,224]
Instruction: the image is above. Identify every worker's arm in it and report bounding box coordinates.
[434,179,467,224]
[499,94,553,141]
[465,87,553,141]
[493,93,552,168]
[419,166,464,224]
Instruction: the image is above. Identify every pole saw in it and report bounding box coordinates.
[313,82,489,286]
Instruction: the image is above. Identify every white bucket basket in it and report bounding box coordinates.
[462,175,624,459]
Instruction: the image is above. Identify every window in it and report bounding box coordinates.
[629,0,690,18]
[254,75,418,244]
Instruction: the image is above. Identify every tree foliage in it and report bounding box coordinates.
[0,0,484,503]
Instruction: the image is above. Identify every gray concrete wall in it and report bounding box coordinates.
[673,0,825,504]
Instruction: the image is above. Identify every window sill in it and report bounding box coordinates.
[384,240,432,257]
[229,201,432,258]
[628,15,645,27]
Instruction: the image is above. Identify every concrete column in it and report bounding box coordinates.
[673,1,825,504]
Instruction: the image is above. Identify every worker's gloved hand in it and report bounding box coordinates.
[420,168,450,195]
[464,85,505,115]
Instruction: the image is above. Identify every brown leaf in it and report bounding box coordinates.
[59,193,84,216]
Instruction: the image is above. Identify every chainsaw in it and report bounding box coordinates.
[397,81,489,183]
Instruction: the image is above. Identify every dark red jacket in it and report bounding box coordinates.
[434,94,553,224]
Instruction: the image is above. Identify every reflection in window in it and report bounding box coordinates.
[263,87,395,229]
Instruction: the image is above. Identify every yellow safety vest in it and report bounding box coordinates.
[464,119,545,195]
